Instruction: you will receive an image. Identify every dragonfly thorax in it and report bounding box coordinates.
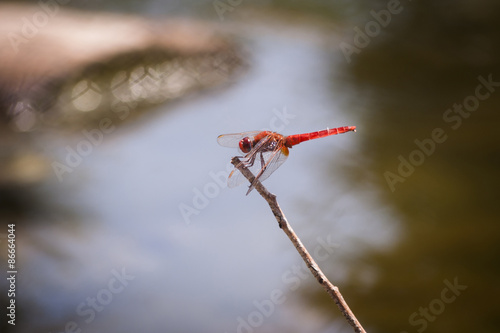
[239,137,253,153]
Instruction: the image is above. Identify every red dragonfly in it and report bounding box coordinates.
[217,126,356,194]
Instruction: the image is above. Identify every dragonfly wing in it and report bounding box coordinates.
[226,133,274,188]
[223,132,288,194]
[254,147,289,183]
[246,147,289,194]
[226,151,275,188]
[227,168,247,188]
[217,131,262,148]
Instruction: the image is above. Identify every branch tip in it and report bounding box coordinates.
[230,156,366,333]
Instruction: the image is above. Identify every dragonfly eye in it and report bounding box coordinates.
[239,137,253,153]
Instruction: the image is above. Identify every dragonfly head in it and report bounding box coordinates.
[239,137,253,153]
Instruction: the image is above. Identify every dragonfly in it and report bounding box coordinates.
[217,126,356,194]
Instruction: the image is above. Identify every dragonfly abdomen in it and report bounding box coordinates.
[285,126,356,147]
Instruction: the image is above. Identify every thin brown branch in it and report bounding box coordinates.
[231,156,367,333]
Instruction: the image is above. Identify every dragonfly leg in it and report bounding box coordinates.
[233,155,245,166]
[245,154,256,167]
[259,152,267,172]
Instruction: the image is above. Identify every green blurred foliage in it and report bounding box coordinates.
[297,1,500,332]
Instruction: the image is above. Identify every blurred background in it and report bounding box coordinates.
[0,0,499,332]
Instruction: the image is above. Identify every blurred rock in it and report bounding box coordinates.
[0,3,244,130]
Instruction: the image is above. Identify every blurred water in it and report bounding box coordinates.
[12,22,398,333]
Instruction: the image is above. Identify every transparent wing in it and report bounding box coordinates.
[247,147,288,194]
[226,134,275,187]
[226,160,263,188]
[253,147,289,184]
[217,131,262,148]
[228,143,289,194]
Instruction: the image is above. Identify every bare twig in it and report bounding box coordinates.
[231,156,367,333]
